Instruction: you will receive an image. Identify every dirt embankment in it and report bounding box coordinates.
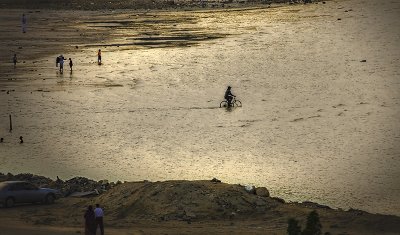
[1,173,400,235]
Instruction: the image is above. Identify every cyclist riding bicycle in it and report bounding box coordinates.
[224,86,235,106]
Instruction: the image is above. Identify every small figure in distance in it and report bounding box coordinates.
[69,58,73,72]
[0,138,4,143]
[56,55,60,67]
[22,13,27,33]
[19,136,23,144]
[59,55,65,73]
[224,86,235,106]
[13,54,17,68]
[97,49,101,65]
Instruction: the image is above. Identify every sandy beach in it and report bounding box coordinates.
[0,0,399,233]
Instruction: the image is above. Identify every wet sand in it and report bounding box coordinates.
[1,0,400,218]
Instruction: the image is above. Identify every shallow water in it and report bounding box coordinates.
[1,1,400,215]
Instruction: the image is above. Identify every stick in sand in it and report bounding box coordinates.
[9,114,12,132]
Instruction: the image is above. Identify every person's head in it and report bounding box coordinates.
[96,204,100,208]
[88,205,93,210]
[98,49,101,52]
[227,86,231,90]
[20,136,23,140]
[69,58,71,60]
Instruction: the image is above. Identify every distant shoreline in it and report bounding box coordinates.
[0,0,320,11]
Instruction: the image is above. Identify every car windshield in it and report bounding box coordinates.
[0,182,9,191]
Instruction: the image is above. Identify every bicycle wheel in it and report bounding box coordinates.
[234,100,242,107]
[220,101,228,108]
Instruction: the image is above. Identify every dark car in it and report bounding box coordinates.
[0,181,62,207]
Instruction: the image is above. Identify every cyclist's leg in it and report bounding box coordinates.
[227,97,232,106]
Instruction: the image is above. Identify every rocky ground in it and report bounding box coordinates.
[1,173,400,234]
[0,172,119,196]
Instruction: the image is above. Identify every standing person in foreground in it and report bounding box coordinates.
[21,13,27,33]
[94,204,104,235]
[84,205,96,235]
[97,49,101,65]
[224,86,235,106]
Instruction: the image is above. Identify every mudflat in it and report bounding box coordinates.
[0,0,399,233]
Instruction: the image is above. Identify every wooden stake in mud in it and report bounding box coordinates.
[9,114,12,132]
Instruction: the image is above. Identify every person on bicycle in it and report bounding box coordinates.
[224,86,235,106]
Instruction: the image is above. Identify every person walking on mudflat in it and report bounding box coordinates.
[69,58,73,71]
[59,55,65,73]
[97,49,102,65]
[22,13,27,33]
[13,54,17,68]
[94,204,104,235]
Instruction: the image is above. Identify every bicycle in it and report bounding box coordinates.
[220,96,242,108]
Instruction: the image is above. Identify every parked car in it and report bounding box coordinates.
[0,181,62,207]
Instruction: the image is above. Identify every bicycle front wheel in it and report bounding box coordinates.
[234,100,242,107]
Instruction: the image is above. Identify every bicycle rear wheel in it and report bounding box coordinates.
[234,100,242,107]
[220,101,228,108]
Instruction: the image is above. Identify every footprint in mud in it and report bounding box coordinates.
[291,117,304,122]
[332,103,345,108]
[149,65,157,71]
[307,115,321,119]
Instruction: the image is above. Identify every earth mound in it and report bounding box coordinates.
[87,180,278,221]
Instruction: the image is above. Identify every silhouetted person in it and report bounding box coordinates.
[97,49,101,64]
[84,205,96,235]
[56,56,60,67]
[19,136,23,144]
[0,138,3,143]
[69,58,73,71]
[59,55,65,73]
[22,14,27,33]
[224,86,235,106]
[94,204,104,235]
[13,54,17,68]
